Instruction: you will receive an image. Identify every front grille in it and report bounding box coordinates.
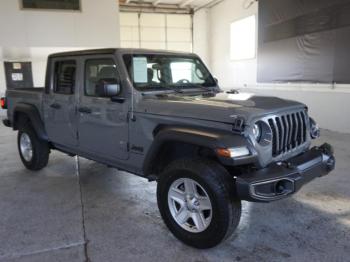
[267,110,308,157]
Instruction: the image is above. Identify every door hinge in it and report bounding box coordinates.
[127,111,136,122]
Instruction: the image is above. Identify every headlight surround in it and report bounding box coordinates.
[252,123,261,142]
[310,117,320,139]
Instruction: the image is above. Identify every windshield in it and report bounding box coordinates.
[123,54,216,91]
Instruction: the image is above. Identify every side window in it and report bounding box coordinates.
[85,59,119,97]
[53,60,76,95]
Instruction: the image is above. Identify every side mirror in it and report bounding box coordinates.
[105,83,121,97]
[214,77,219,84]
[95,79,121,97]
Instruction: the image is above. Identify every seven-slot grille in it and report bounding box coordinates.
[267,110,308,157]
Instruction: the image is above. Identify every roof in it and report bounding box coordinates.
[49,48,117,58]
[48,48,195,58]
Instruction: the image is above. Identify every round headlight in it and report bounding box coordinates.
[251,121,272,146]
[310,117,320,139]
[252,123,262,142]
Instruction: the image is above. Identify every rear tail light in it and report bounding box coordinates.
[0,97,6,109]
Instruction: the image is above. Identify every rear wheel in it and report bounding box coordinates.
[18,123,49,171]
[157,158,241,249]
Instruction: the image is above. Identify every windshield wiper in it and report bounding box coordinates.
[168,86,184,93]
[140,84,216,96]
[181,84,217,93]
[140,85,184,96]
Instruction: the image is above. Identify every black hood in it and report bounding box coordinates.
[135,92,306,124]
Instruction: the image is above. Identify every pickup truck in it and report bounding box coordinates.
[1,48,335,249]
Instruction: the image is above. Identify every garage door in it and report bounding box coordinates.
[120,12,192,52]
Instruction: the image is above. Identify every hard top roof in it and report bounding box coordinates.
[48,48,195,58]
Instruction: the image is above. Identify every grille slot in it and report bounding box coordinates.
[268,110,308,157]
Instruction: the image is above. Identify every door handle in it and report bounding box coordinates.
[50,103,61,109]
[111,97,126,103]
[78,107,92,114]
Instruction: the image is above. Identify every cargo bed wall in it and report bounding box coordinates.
[5,89,44,123]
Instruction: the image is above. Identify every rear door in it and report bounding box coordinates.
[77,55,129,160]
[43,58,78,148]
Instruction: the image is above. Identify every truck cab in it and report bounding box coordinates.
[43,50,130,162]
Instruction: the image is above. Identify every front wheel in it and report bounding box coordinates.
[157,158,241,249]
[18,123,49,171]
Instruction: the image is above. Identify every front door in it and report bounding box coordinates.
[77,56,129,160]
[43,59,78,148]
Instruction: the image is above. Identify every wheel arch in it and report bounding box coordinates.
[13,103,48,141]
[143,125,248,178]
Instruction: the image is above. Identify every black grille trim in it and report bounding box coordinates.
[268,110,308,157]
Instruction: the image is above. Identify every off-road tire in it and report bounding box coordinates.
[18,123,49,171]
[157,158,241,249]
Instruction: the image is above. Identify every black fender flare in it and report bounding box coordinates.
[13,103,48,141]
[143,126,255,176]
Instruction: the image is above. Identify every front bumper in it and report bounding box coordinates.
[236,143,335,202]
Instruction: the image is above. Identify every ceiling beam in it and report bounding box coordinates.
[179,0,196,7]
[194,0,224,11]
[120,1,192,14]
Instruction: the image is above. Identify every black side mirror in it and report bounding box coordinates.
[95,79,121,97]
[214,77,219,84]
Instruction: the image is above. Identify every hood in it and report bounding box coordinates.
[134,92,306,124]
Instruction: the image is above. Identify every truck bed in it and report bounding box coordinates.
[6,88,44,122]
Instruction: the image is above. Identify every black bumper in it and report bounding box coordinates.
[2,119,11,127]
[236,143,335,202]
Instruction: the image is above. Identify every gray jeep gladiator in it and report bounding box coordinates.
[1,48,335,248]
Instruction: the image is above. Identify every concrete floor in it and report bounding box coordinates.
[0,116,349,262]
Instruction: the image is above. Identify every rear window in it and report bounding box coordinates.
[53,60,76,95]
